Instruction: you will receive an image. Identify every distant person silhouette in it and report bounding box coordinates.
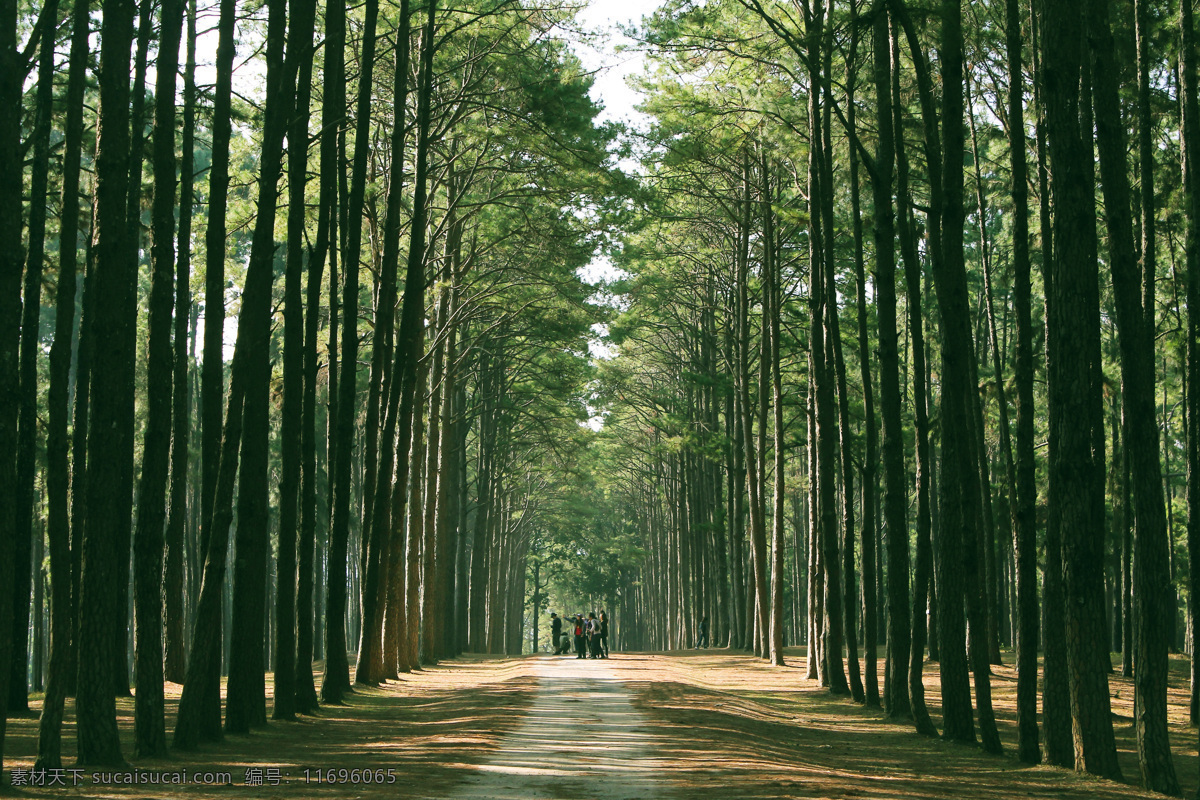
[697,616,709,648]
[550,612,564,654]
[586,612,602,658]
[573,614,586,658]
[599,610,610,658]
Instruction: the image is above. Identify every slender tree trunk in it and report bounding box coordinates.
[1007,0,1041,765]
[323,0,379,704]
[1042,0,1122,778]
[201,0,235,573]
[224,0,305,733]
[164,0,197,687]
[0,0,14,752]
[77,0,136,765]
[1183,0,1200,732]
[1088,0,1172,785]
[37,0,91,768]
[871,5,908,717]
[275,0,318,719]
[762,163,785,668]
[847,0,878,705]
[891,24,936,737]
[132,0,184,757]
[10,0,60,715]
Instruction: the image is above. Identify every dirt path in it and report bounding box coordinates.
[446,655,665,800]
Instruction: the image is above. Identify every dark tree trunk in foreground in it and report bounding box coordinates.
[892,25,935,737]
[0,0,24,774]
[847,0,879,707]
[933,0,1000,754]
[10,0,60,715]
[132,0,184,757]
[275,0,318,721]
[1182,0,1200,733]
[356,0,410,685]
[872,4,909,718]
[201,0,236,563]
[226,0,305,734]
[164,0,197,687]
[297,0,347,715]
[1088,0,1175,787]
[1041,0,1122,779]
[323,0,379,705]
[1007,0,1041,765]
[37,0,91,769]
[77,0,137,766]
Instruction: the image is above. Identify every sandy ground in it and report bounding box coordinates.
[617,647,1198,800]
[5,657,537,799]
[4,648,1198,799]
[445,655,664,800]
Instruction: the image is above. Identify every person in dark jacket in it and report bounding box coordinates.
[599,611,610,658]
[573,614,586,658]
[550,612,563,654]
[697,616,709,648]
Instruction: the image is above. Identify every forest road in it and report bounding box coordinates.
[444,655,666,800]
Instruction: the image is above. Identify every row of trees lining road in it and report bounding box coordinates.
[0,0,623,770]
[583,0,1200,794]
[5,0,1200,794]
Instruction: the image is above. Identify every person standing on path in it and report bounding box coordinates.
[550,612,563,654]
[587,612,602,658]
[599,611,610,658]
[574,614,586,659]
[697,616,709,648]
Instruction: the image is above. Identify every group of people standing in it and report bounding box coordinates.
[549,611,608,659]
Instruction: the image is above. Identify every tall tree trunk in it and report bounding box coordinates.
[1042,0,1122,779]
[323,0,379,704]
[763,163,785,668]
[847,0,878,706]
[872,5,908,717]
[37,0,91,768]
[356,0,411,686]
[1183,0,1200,732]
[132,0,184,757]
[0,0,29,773]
[1086,0,1177,787]
[891,24,936,738]
[296,0,347,715]
[164,0,197,687]
[224,0,305,734]
[275,0,318,719]
[77,0,136,765]
[10,0,60,715]
[111,0,154,699]
[1007,0,1041,765]
[200,0,235,574]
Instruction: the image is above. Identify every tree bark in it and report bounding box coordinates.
[164,0,197,687]
[77,0,136,765]
[37,0,91,768]
[1042,0,1122,779]
[132,0,184,757]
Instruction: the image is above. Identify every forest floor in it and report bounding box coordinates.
[3,648,1196,799]
[4,657,537,798]
[621,646,1198,799]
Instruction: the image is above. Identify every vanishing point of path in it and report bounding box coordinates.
[447,656,665,800]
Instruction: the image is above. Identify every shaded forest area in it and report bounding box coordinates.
[0,0,625,774]
[3,0,1200,795]
[593,0,1200,796]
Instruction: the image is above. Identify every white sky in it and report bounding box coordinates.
[570,0,661,129]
